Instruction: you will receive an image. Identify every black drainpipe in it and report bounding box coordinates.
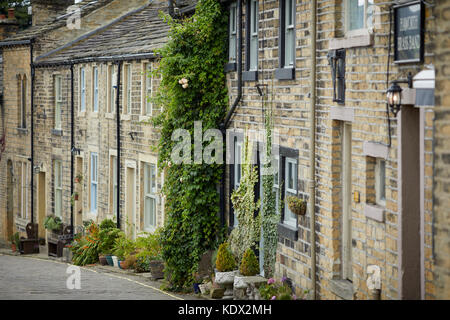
[116,61,122,230]
[219,0,242,227]
[70,64,74,234]
[30,40,35,225]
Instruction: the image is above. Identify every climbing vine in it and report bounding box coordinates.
[151,0,228,290]
[229,134,261,263]
[261,87,278,278]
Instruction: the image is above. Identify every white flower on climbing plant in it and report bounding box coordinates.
[179,77,189,89]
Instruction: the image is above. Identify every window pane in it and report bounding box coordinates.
[151,164,156,194]
[348,0,364,31]
[249,0,258,70]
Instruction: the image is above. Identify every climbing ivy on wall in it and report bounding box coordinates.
[151,0,228,290]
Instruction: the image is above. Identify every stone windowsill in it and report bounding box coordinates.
[90,112,99,119]
[329,279,354,300]
[105,112,115,119]
[78,111,86,118]
[329,30,373,50]
[121,114,131,121]
[362,141,389,160]
[364,203,385,223]
[16,127,28,134]
[224,62,237,73]
[139,115,151,122]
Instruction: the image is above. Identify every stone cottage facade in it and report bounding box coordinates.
[223,0,438,300]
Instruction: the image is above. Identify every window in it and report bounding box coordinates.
[90,153,98,214]
[375,158,386,206]
[229,3,237,63]
[247,0,258,71]
[110,155,118,217]
[107,65,116,113]
[54,75,62,130]
[123,64,132,114]
[93,66,99,112]
[80,67,86,112]
[283,0,295,67]
[18,75,27,128]
[273,155,280,215]
[234,139,242,188]
[18,162,29,219]
[346,0,374,34]
[54,160,62,218]
[284,157,298,227]
[144,163,157,231]
[142,63,152,116]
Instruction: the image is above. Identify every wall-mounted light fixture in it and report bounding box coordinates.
[386,72,413,117]
[71,147,81,155]
[129,131,138,141]
[327,49,346,104]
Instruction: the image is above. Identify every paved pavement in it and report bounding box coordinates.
[0,254,195,300]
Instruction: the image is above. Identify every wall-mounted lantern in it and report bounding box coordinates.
[386,72,413,117]
[327,48,346,104]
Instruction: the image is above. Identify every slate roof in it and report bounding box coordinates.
[0,0,115,43]
[35,3,169,64]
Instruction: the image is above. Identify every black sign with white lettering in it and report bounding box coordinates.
[394,1,424,63]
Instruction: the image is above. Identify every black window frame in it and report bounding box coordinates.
[275,0,296,80]
[243,0,258,82]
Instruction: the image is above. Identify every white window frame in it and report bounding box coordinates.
[249,0,259,71]
[375,158,386,207]
[284,157,297,227]
[80,67,86,112]
[229,3,237,63]
[54,160,62,218]
[234,140,242,188]
[142,63,153,116]
[345,0,374,37]
[273,154,280,215]
[19,75,27,128]
[93,66,99,112]
[143,163,157,232]
[18,162,29,219]
[90,153,98,214]
[54,75,62,130]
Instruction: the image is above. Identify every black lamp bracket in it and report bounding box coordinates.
[391,72,413,89]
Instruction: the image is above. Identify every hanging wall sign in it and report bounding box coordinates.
[394,1,424,64]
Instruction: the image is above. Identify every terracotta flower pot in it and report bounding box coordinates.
[119,260,128,269]
[74,194,79,201]
[11,243,16,252]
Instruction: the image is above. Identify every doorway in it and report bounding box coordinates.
[126,166,136,239]
[75,157,83,228]
[37,172,46,238]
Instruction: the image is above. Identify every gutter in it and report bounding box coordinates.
[309,0,317,300]
[0,39,32,48]
[219,0,242,227]
[70,65,75,234]
[33,53,157,68]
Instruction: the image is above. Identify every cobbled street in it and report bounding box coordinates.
[0,254,188,300]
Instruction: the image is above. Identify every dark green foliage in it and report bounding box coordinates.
[0,1,31,28]
[215,242,236,272]
[150,0,228,290]
[98,220,121,255]
[239,248,259,276]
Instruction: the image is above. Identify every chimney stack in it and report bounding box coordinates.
[7,8,15,20]
[31,0,75,26]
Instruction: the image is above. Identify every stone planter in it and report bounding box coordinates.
[149,260,164,280]
[233,275,267,300]
[215,270,237,300]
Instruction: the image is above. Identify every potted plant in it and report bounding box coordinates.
[286,196,307,216]
[98,219,121,266]
[214,242,237,300]
[258,277,304,300]
[234,248,264,299]
[74,173,83,184]
[44,215,63,234]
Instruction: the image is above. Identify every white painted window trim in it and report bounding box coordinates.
[234,140,242,188]
[249,0,259,71]
[345,0,373,37]
[143,162,157,232]
[90,152,98,214]
[229,2,237,63]
[141,62,153,117]
[92,66,99,112]
[123,64,132,115]
[79,67,86,113]
[54,160,62,218]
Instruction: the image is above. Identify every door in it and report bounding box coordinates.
[75,157,83,228]
[126,166,136,239]
[6,160,14,240]
[37,172,46,238]
[342,123,352,281]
